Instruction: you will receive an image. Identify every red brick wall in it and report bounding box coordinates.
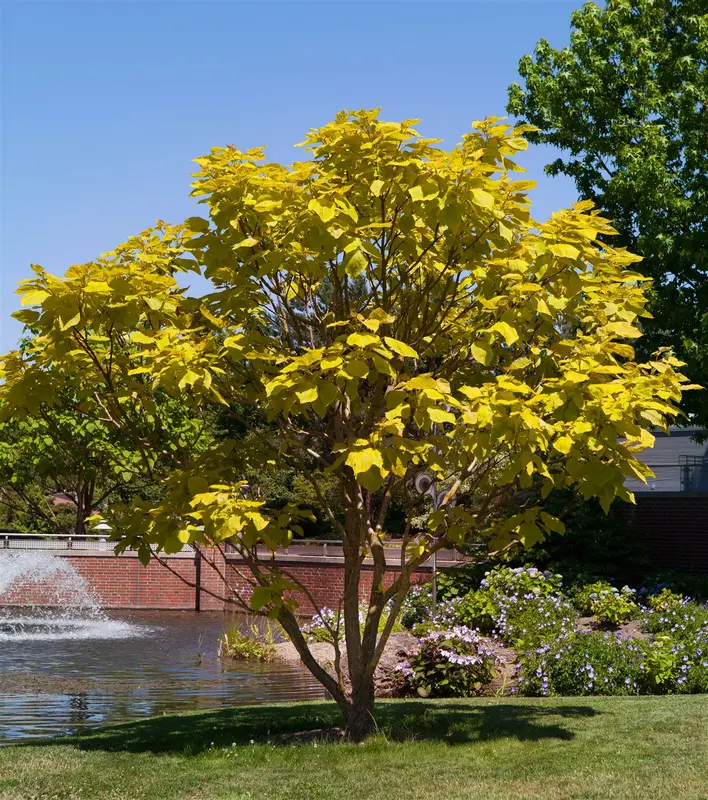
[3,551,432,612]
[632,495,708,574]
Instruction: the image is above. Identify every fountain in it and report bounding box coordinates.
[0,552,143,641]
[0,552,325,742]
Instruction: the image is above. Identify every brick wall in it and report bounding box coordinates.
[633,494,708,574]
[3,550,432,612]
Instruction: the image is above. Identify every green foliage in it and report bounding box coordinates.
[644,600,708,642]
[455,591,498,634]
[396,627,498,698]
[519,632,650,696]
[400,584,433,629]
[435,566,576,652]
[217,620,277,662]
[511,494,651,589]
[480,565,563,599]
[647,588,685,613]
[508,0,708,425]
[574,582,639,626]
[436,562,491,601]
[519,626,708,697]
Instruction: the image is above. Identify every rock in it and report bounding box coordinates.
[274,632,417,698]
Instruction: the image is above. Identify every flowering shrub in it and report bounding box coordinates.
[654,630,708,693]
[303,601,405,643]
[480,566,563,599]
[518,628,708,696]
[574,581,639,625]
[492,592,576,652]
[518,632,649,696]
[302,606,342,643]
[400,584,433,629]
[644,600,708,641]
[424,566,575,652]
[396,626,498,698]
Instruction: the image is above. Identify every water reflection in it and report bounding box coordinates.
[0,610,325,742]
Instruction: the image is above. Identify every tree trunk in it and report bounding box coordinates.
[343,688,376,742]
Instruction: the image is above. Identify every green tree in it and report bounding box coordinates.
[0,350,214,536]
[507,0,708,423]
[0,111,691,739]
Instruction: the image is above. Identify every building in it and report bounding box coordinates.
[626,427,708,574]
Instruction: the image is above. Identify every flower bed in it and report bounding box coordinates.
[385,565,708,699]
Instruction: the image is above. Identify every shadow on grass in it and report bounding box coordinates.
[34,701,600,755]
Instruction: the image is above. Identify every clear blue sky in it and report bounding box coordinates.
[1,0,582,352]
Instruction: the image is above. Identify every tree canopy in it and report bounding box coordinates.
[507,0,708,424]
[0,110,692,738]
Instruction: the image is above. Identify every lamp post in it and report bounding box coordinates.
[413,473,455,620]
[94,520,111,551]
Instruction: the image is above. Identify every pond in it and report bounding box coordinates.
[0,609,326,743]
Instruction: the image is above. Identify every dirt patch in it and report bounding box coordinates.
[576,616,649,640]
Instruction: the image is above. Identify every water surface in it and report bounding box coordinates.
[0,610,326,742]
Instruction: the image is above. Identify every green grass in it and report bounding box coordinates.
[2,696,708,799]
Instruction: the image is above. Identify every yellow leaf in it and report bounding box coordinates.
[409,186,424,201]
[308,198,337,222]
[471,341,493,365]
[344,250,368,278]
[549,244,580,260]
[343,359,369,379]
[383,337,418,358]
[428,407,456,424]
[372,354,395,376]
[296,384,318,404]
[347,332,380,348]
[552,436,573,455]
[233,237,259,249]
[370,179,385,196]
[345,447,383,475]
[490,321,519,346]
[321,355,343,370]
[59,312,81,331]
[607,322,643,339]
[471,188,494,209]
[21,290,50,306]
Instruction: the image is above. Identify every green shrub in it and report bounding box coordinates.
[518,628,708,697]
[434,566,576,652]
[217,621,277,662]
[455,590,497,633]
[400,584,432,628]
[641,571,708,604]
[647,588,685,613]
[480,565,563,599]
[644,600,708,641]
[396,626,498,698]
[574,581,639,625]
[519,632,649,696]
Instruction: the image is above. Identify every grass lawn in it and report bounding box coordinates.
[1,695,707,800]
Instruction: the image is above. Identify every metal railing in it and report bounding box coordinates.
[0,532,470,566]
[1,532,118,552]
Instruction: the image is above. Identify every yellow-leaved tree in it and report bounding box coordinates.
[0,110,693,739]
